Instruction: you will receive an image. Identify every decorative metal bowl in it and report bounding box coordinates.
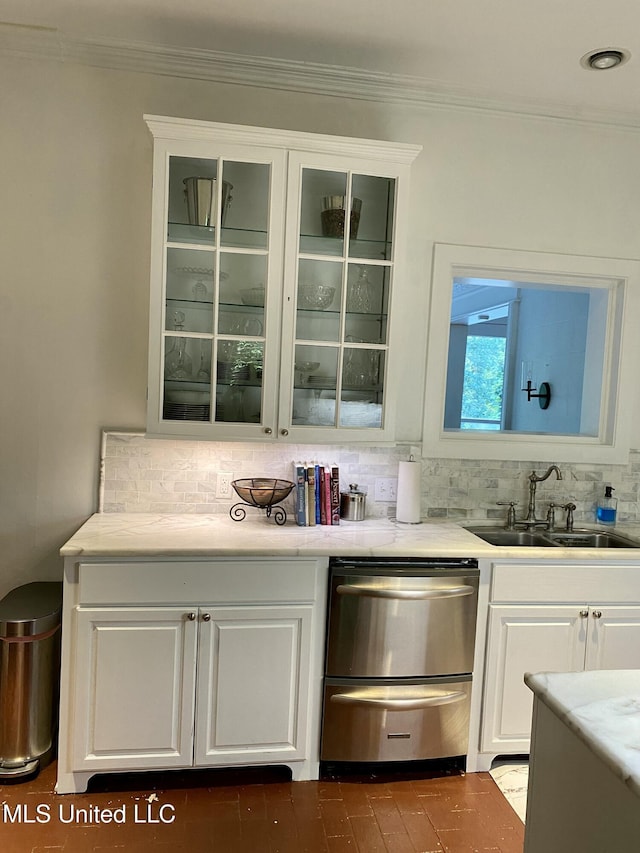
[230,478,295,525]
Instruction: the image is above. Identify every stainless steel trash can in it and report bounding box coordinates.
[0,582,62,778]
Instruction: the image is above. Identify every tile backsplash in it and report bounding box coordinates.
[101,431,640,524]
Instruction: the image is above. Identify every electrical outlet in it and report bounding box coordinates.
[216,472,233,498]
[374,477,398,502]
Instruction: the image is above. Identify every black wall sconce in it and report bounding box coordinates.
[521,362,551,409]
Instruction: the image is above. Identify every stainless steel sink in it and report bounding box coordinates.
[464,527,557,547]
[464,525,640,548]
[544,529,640,548]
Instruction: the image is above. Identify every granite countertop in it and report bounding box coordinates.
[525,670,640,798]
[60,513,640,559]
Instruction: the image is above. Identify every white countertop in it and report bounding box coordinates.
[525,670,640,798]
[60,513,640,559]
[60,514,487,558]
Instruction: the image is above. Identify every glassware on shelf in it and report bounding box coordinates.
[294,361,320,387]
[165,311,193,380]
[348,266,372,313]
[196,341,210,382]
[192,279,208,301]
[344,347,367,387]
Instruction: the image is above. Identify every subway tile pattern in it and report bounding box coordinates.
[101,431,640,524]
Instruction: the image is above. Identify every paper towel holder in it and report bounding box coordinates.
[390,454,423,525]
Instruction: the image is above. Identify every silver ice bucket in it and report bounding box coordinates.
[183,177,233,227]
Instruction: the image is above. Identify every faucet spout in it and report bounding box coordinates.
[523,466,563,526]
[530,465,562,484]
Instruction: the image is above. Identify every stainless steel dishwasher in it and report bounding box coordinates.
[321,557,479,763]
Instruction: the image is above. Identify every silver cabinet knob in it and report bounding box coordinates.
[264,427,273,435]
[280,428,289,436]
[592,609,602,619]
[187,612,197,621]
[202,613,211,622]
[579,609,589,618]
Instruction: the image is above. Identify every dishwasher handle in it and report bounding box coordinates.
[330,689,466,710]
[336,583,475,600]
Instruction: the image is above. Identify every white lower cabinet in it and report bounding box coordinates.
[480,562,640,759]
[73,607,198,770]
[194,606,312,765]
[56,558,326,794]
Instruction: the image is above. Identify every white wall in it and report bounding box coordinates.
[510,288,589,433]
[2,51,640,595]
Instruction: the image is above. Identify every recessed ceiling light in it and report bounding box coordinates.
[580,48,630,70]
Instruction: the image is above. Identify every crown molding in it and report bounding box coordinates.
[144,114,422,163]
[2,23,640,131]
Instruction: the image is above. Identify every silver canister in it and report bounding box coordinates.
[340,484,366,521]
[183,177,233,227]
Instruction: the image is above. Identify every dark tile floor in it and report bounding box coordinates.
[0,761,524,853]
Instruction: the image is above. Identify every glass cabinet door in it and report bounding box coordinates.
[291,166,395,430]
[161,155,272,428]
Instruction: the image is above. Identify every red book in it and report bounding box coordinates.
[321,467,332,525]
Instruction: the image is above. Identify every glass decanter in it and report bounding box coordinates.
[165,311,193,380]
[348,266,372,313]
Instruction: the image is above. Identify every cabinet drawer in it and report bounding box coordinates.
[491,562,640,603]
[78,559,320,605]
[321,676,472,762]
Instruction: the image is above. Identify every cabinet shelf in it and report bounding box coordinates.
[296,306,388,321]
[166,296,214,310]
[294,381,382,396]
[299,233,392,261]
[168,222,268,250]
[166,297,265,314]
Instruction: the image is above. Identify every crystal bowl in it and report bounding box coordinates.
[231,478,295,507]
[298,283,336,310]
[240,286,265,307]
[294,361,320,373]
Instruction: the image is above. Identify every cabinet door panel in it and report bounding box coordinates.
[586,606,640,670]
[72,608,197,771]
[481,605,584,753]
[147,137,286,440]
[195,606,312,765]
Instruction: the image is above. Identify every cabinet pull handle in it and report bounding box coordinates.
[264,427,273,435]
[202,613,211,622]
[579,609,589,618]
[280,428,289,436]
[330,690,466,710]
[336,583,475,600]
[592,610,602,619]
[187,612,196,621]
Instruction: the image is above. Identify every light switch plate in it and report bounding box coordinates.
[374,477,398,501]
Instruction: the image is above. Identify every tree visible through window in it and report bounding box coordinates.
[460,335,506,429]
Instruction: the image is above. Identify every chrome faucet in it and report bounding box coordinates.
[522,465,562,528]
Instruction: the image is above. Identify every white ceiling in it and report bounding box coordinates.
[2,0,640,126]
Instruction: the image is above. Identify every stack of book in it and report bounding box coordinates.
[293,463,340,526]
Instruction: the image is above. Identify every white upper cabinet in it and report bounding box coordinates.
[144,116,421,443]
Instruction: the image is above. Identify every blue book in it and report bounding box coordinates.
[314,464,321,524]
[294,462,307,526]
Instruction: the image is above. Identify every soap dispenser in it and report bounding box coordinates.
[596,485,617,526]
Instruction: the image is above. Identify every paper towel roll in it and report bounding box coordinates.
[396,459,421,523]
